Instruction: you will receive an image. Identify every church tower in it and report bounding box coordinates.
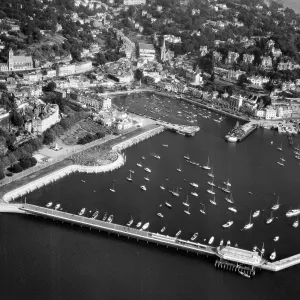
[8,48,14,71]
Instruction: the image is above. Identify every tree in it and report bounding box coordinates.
[42,81,57,93]
[43,130,56,145]
[7,153,17,166]
[19,158,31,170]
[11,163,22,173]
[9,110,24,127]
[135,69,143,81]
[237,74,250,87]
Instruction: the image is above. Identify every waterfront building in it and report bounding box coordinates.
[123,0,146,5]
[265,107,277,120]
[1,49,34,71]
[56,61,92,77]
[139,43,156,61]
[228,95,244,111]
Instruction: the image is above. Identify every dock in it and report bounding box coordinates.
[2,203,300,275]
[156,121,200,136]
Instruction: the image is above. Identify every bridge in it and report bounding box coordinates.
[156,121,200,136]
[1,203,300,274]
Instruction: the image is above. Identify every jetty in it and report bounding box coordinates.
[156,121,200,136]
[2,203,300,276]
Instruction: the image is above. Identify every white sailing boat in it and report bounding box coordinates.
[184,154,190,160]
[46,202,53,208]
[137,161,142,167]
[170,187,179,197]
[144,173,150,181]
[160,184,165,190]
[228,207,237,213]
[274,236,280,242]
[54,204,61,210]
[270,249,276,261]
[293,217,299,228]
[191,191,198,197]
[190,182,198,188]
[286,208,300,217]
[200,203,206,214]
[136,222,142,228]
[140,185,146,191]
[252,210,260,218]
[222,220,234,228]
[277,142,283,151]
[177,164,182,172]
[110,182,115,193]
[183,195,190,207]
[78,208,85,216]
[225,194,234,204]
[203,157,211,170]
[266,211,274,224]
[144,167,151,173]
[141,222,150,230]
[209,195,217,205]
[207,185,215,195]
[242,211,253,230]
[208,167,214,178]
[223,179,231,187]
[165,199,172,208]
[220,240,224,246]
[126,172,133,182]
[208,236,214,245]
[208,177,215,187]
[126,216,134,227]
[184,206,191,215]
[277,161,284,166]
[271,196,280,210]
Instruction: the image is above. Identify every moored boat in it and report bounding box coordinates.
[141,222,150,230]
[102,212,108,221]
[157,212,164,218]
[136,222,142,228]
[191,232,198,241]
[191,192,198,197]
[175,230,182,237]
[228,207,237,213]
[222,220,234,228]
[46,202,53,208]
[252,210,260,218]
[270,250,276,261]
[208,236,214,245]
[91,210,99,219]
[160,226,166,233]
[140,185,147,191]
[286,208,300,217]
[107,214,113,223]
[54,204,61,210]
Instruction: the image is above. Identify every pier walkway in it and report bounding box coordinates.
[156,121,200,136]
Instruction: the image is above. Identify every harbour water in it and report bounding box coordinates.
[1,93,300,299]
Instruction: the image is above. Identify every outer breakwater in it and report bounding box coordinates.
[3,152,125,202]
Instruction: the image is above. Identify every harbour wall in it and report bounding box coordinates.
[2,152,125,203]
[112,125,165,151]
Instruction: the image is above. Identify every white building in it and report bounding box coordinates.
[265,107,277,120]
[124,0,146,5]
[32,104,60,133]
[139,43,156,61]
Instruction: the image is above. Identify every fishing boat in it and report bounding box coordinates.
[242,211,253,230]
[46,202,53,208]
[107,215,113,223]
[140,185,147,191]
[286,208,300,217]
[91,210,99,219]
[160,184,165,190]
[228,207,237,213]
[184,206,191,215]
[136,222,142,228]
[293,217,299,228]
[277,142,283,151]
[137,161,142,167]
[54,204,61,210]
[102,212,108,221]
[270,250,276,261]
[170,187,179,197]
[126,216,134,227]
[110,182,115,193]
[191,192,198,197]
[144,173,150,181]
[177,164,182,172]
[274,236,279,242]
[141,222,150,230]
[266,211,274,224]
[190,182,198,188]
[220,240,224,246]
[207,185,215,195]
[202,157,211,170]
[175,230,182,237]
[209,196,217,205]
[238,270,251,278]
[208,236,214,245]
[223,179,231,187]
[208,167,214,178]
[200,203,206,214]
[81,180,85,183]
[191,232,198,241]
[225,194,234,204]
[144,167,151,173]
[183,195,190,207]
[271,196,280,210]
[157,212,164,218]
[252,210,260,218]
[184,154,190,160]
[160,227,166,233]
[222,220,234,228]
[126,172,133,182]
[208,177,215,187]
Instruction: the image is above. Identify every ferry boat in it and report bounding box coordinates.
[107,215,113,223]
[184,206,191,215]
[175,230,182,237]
[91,210,99,219]
[266,211,274,224]
[242,212,253,230]
[141,222,150,230]
[137,161,142,167]
[210,196,217,205]
[207,185,215,195]
[190,182,198,188]
[191,192,198,197]
[126,172,133,182]
[102,212,108,221]
[286,208,300,217]
[238,270,251,278]
[184,154,190,160]
[202,157,211,170]
[54,204,61,210]
[271,197,280,210]
[152,153,160,159]
[136,222,142,228]
[160,227,166,233]
[208,236,214,245]
[225,194,234,204]
[191,232,198,241]
[160,185,165,190]
[293,218,299,228]
[274,236,279,242]
[252,210,260,218]
[177,164,182,172]
[222,220,234,228]
[46,202,53,208]
[183,196,189,207]
[157,212,164,218]
[140,185,147,191]
[144,167,151,173]
[126,217,134,227]
[200,203,206,214]
[270,250,276,261]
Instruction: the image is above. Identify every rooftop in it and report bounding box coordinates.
[139,43,155,51]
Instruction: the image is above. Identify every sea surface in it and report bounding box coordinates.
[1,93,300,300]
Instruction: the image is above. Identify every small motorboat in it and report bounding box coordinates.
[191,232,198,241]
[175,230,182,237]
[126,217,134,227]
[191,192,198,197]
[208,236,214,245]
[270,250,276,261]
[141,156,146,160]
[140,185,147,191]
[238,270,251,278]
[222,220,234,228]
[274,236,279,242]
[252,210,260,218]
[136,222,142,228]
[160,185,165,190]
[137,162,142,167]
[81,180,85,183]
[107,215,113,223]
[227,240,231,246]
[228,207,237,213]
[160,226,166,233]
[102,212,108,221]
[157,212,164,218]
[46,202,53,208]
[144,167,151,173]
[54,204,61,210]
[190,182,198,188]
[293,218,299,228]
